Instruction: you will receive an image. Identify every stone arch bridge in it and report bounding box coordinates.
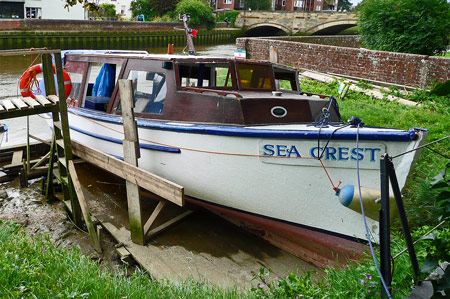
[234,11,357,35]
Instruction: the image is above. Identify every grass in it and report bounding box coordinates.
[1,79,448,298]
[0,220,246,298]
[252,229,432,298]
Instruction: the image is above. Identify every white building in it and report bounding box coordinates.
[97,0,133,20]
[23,0,86,19]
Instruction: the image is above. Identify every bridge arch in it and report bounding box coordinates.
[245,23,290,36]
[303,19,357,35]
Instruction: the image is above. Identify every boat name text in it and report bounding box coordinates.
[262,144,382,162]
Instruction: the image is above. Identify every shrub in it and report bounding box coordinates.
[216,10,240,26]
[358,0,450,55]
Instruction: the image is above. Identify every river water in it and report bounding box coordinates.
[0,43,236,146]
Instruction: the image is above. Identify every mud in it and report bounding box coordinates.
[0,177,126,271]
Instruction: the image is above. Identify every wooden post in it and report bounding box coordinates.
[68,160,102,253]
[118,79,145,245]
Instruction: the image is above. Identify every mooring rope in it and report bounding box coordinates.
[391,134,450,159]
[356,123,393,299]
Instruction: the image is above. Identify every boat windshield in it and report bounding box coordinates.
[274,67,298,92]
[178,62,233,89]
[237,63,273,90]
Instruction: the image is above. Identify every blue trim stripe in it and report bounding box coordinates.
[70,124,181,153]
[70,108,421,142]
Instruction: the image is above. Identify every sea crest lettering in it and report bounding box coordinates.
[262,144,381,162]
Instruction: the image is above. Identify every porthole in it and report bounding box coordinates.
[271,106,287,118]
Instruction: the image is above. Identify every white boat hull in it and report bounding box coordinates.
[62,108,427,243]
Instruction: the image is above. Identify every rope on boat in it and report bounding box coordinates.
[391,134,450,160]
[356,123,393,299]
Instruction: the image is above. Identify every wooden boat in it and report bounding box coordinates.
[48,50,427,267]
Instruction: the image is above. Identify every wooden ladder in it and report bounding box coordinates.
[40,52,102,253]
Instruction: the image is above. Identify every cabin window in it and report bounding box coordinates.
[127,70,166,115]
[237,63,273,90]
[178,63,232,88]
[64,60,86,104]
[68,72,83,101]
[83,62,121,112]
[274,68,298,92]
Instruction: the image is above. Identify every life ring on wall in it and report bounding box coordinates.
[19,64,72,99]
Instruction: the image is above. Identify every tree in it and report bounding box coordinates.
[175,0,216,30]
[338,0,352,11]
[99,4,116,18]
[130,0,179,18]
[242,0,271,10]
[358,0,450,56]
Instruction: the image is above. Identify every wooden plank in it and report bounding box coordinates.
[147,210,193,239]
[120,79,144,245]
[0,105,57,120]
[47,95,60,104]
[34,95,52,106]
[22,97,41,108]
[68,160,102,253]
[11,98,28,110]
[0,49,61,57]
[11,150,23,167]
[115,246,132,263]
[1,100,16,111]
[143,201,167,236]
[71,141,184,206]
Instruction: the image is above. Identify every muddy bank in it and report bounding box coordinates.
[0,178,124,270]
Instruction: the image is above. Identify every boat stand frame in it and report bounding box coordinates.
[116,79,190,245]
[379,154,420,299]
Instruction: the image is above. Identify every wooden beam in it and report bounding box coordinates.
[146,210,193,239]
[119,79,145,245]
[71,141,184,206]
[143,201,167,236]
[11,150,23,167]
[34,95,52,106]
[11,98,28,110]
[68,160,102,253]
[28,134,52,146]
[1,100,16,111]
[0,49,61,56]
[22,97,41,108]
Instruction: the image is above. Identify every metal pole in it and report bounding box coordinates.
[182,14,196,56]
[380,154,391,298]
[387,158,420,281]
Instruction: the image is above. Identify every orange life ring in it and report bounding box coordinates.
[19,64,72,99]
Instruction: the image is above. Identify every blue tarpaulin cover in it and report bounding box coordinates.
[92,64,116,97]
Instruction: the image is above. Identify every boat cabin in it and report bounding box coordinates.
[63,52,341,125]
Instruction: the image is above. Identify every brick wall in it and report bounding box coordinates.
[236,37,450,88]
[274,35,361,48]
